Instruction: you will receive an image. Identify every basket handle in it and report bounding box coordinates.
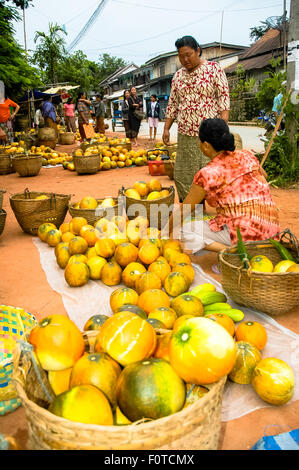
[24,188,31,199]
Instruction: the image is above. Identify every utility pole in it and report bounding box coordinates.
[286,0,299,163]
[283,0,287,70]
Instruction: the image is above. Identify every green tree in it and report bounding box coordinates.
[96,53,127,86]
[33,23,67,84]
[249,16,286,42]
[56,51,100,94]
[255,58,286,112]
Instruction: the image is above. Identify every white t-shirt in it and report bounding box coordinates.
[151,101,157,117]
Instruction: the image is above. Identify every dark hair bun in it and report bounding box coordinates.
[199,118,235,152]
[221,131,235,152]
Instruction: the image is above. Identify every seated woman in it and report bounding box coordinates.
[165,118,280,255]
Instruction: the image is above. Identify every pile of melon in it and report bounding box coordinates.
[125,179,170,201]
[72,146,147,170]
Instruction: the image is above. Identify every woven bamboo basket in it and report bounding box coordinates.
[12,154,43,177]
[219,237,299,316]
[165,143,178,155]
[163,160,175,180]
[59,132,75,145]
[0,154,15,175]
[110,142,132,151]
[10,189,71,235]
[0,209,6,236]
[0,189,5,210]
[38,139,56,150]
[80,141,109,153]
[232,133,243,150]
[68,197,123,225]
[72,154,101,175]
[12,333,226,451]
[120,186,175,230]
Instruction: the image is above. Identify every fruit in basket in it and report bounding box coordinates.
[164,272,190,297]
[160,190,170,198]
[138,242,160,265]
[287,263,299,272]
[125,188,141,200]
[121,262,147,288]
[69,217,88,235]
[29,314,84,371]
[110,287,139,313]
[64,261,90,287]
[79,197,98,210]
[154,332,172,361]
[98,312,157,366]
[138,289,171,314]
[169,317,237,384]
[148,307,177,329]
[38,223,57,242]
[86,256,107,280]
[183,384,209,408]
[205,313,235,337]
[95,238,115,258]
[135,272,162,294]
[46,229,62,247]
[235,321,267,350]
[148,259,171,283]
[35,194,49,200]
[100,260,122,286]
[48,368,72,396]
[147,191,161,201]
[116,358,185,421]
[48,384,114,425]
[251,358,295,405]
[56,246,71,269]
[228,341,262,384]
[83,314,110,331]
[68,254,88,265]
[69,352,121,407]
[114,406,132,425]
[133,181,150,198]
[147,179,162,192]
[114,242,139,267]
[170,294,204,318]
[273,260,296,273]
[250,255,273,272]
[172,263,195,284]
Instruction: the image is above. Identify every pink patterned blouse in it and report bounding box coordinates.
[166,61,230,137]
[193,149,280,244]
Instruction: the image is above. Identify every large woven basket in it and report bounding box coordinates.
[110,142,132,151]
[12,154,42,177]
[59,132,74,145]
[80,141,109,153]
[163,160,175,180]
[0,154,15,175]
[0,189,5,210]
[69,197,124,225]
[219,237,299,316]
[120,186,175,230]
[12,334,226,450]
[73,154,101,175]
[0,209,6,236]
[10,190,71,235]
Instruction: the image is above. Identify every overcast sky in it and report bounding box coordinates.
[13,0,290,66]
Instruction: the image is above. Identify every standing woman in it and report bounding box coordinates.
[63,97,77,133]
[147,94,160,141]
[163,35,230,202]
[121,90,131,139]
[128,86,142,146]
[76,91,91,141]
[0,84,20,143]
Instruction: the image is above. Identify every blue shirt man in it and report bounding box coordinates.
[42,98,56,122]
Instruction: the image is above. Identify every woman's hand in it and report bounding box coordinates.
[162,128,170,145]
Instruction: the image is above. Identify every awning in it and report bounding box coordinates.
[105,84,145,101]
[43,85,80,94]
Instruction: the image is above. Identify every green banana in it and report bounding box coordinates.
[190,283,216,296]
[204,302,232,313]
[204,308,244,323]
[192,291,227,306]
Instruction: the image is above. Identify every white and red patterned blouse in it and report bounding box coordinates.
[166,61,230,137]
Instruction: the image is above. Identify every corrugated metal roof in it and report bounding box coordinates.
[225,51,282,74]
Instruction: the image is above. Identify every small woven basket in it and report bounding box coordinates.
[59,132,74,145]
[12,154,43,177]
[68,197,123,225]
[219,231,299,316]
[163,160,175,180]
[12,332,226,450]
[120,185,175,230]
[0,209,6,236]
[73,154,101,175]
[0,154,15,175]
[0,189,5,210]
[10,189,71,235]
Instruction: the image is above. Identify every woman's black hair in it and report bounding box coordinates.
[150,94,157,100]
[124,89,130,99]
[175,35,202,55]
[199,118,235,152]
[67,97,73,104]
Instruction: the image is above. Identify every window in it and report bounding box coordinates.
[159,63,165,77]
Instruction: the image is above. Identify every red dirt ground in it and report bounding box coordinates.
[0,135,298,450]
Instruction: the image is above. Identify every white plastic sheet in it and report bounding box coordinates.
[33,237,299,421]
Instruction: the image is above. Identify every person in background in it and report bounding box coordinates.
[128,86,142,146]
[272,81,286,131]
[76,91,91,141]
[63,97,76,133]
[147,94,160,141]
[121,89,131,139]
[164,118,280,259]
[163,35,230,202]
[94,94,106,134]
[34,103,44,128]
[42,96,58,142]
[0,83,20,143]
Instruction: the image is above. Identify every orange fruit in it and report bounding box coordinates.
[169,317,237,384]
[56,245,71,269]
[133,181,150,198]
[154,331,172,361]
[81,227,99,247]
[138,289,170,314]
[48,368,72,395]
[148,306,177,329]
[110,287,139,313]
[46,229,62,247]
[148,259,171,283]
[138,237,162,253]
[173,315,195,330]
[97,312,157,366]
[68,236,88,256]
[54,241,69,258]
[95,238,115,258]
[69,217,88,235]
[38,223,57,242]
[235,321,267,350]
[147,179,162,192]
[170,293,204,317]
[114,242,139,267]
[86,256,107,280]
[168,252,191,269]
[183,384,209,408]
[121,262,147,288]
[59,223,71,234]
[172,263,195,284]
[100,260,122,286]
[79,224,94,237]
[228,341,262,384]
[163,272,190,297]
[135,271,162,294]
[162,239,182,255]
[49,384,113,425]
[62,231,76,243]
[28,314,85,371]
[205,313,235,336]
[138,242,160,265]
[86,247,98,259]
[79,196,98,209]
[68,254,88,265]
[64,261,90,287]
